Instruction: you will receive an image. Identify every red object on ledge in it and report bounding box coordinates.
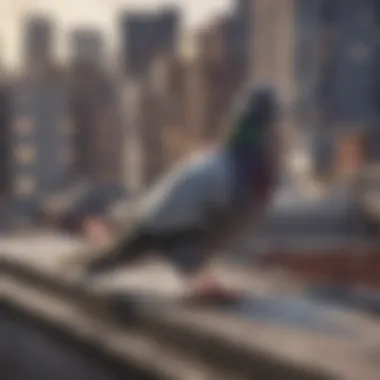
[259,246,380,289]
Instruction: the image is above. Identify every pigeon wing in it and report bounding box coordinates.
[139,150,234,234]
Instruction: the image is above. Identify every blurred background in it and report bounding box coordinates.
[1,0,380,295]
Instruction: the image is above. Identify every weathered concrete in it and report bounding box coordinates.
[2,232,380,380]
[2,273,238,380]
[0,306,142,380]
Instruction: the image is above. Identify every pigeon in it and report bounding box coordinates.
[79,85,281,296]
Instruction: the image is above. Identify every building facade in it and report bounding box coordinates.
[251,0,378,181]
[10,69,73,219]
[119,7,180,78]
[187,8,250,145]
[251,0,296,110]
[150,53,193,168]
[128,79,166,188]
[0,79,10,197]
[22,15,54,72]
[70,28,105,66]
[121,80,143,194]
[69,63,124,192]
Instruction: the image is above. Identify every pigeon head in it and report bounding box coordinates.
[226,86,278,152]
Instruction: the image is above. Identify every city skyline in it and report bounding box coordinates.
[0,0,232,68]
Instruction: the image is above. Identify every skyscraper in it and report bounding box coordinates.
[119,7,180,78]
[230,0,251,69]
[369,1,380,160]
[69,63,124,194]
[150,53,192,167]
[128,78,165,188]
[10,68,73,220]
[251,0,376,178]
[0,78,10,197]
[187,7,250,145]
[70,28,105,66]
[251,0,295,107]
[22,15,54,72]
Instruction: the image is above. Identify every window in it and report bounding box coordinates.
[14,116,34,135]
[14,144,36,165]
[98,165,117,184]
[18,91,33,109]
[61,146,74,165]
[320,0,338,25]
[350,43,369,63]
[14,175,36,197]
[60,118,74,134]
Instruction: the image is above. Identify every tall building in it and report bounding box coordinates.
[187,45,227,144]
[121,80,143,194]
[251,0,295,108]
[150,53,193,167]
[70,28,105,66]
[364,1,380,160]
[251,0,376,179]
[69,63,124,194]
[22,15,54,72]
[119,7,180,78]
[253,0,377,128]
[0,79,10,197]
[123,71,178,191]
[300,0,375,130]
[229,0,252,74]
[122,53,190,193]
[10,68,73,220]
[131,79,166,188]
[187,9,249,145]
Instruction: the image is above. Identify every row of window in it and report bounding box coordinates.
[14,116,74,135]
[13,171,122,198]
[14,175,36,197]
[11,116,121,197]
[12,162,121,198]
[13,116,75,168]
[13,144,74,165]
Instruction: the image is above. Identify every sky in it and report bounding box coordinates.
[0,0,232,68]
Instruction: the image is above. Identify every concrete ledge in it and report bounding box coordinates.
[124,305,333,380]
[2,273,238,380]
[3,254,380,380]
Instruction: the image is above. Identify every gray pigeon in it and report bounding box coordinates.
[83,85,281,283]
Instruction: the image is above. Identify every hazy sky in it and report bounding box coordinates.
[0,0,232,67]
